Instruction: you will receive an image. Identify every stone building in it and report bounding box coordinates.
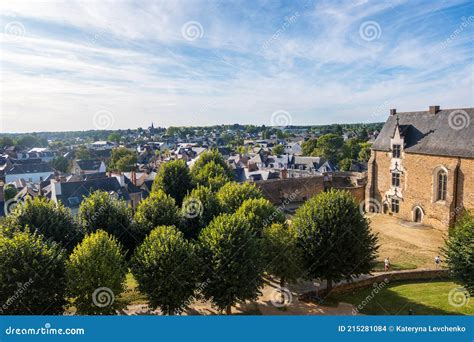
[366,106,473,230]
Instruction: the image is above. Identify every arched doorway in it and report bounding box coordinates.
[413,207,423,223]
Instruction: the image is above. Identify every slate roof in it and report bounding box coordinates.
[57,177,130,209]
[7,163,53,175]
[372,108,474,158]
[75,159,103,171]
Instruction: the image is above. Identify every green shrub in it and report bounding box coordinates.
[133,190,181,238]
[66,230,127,315]
[4,197,83,251]
[292,189,378,290]
[78,191,136,253]
[216,182,263,214]
[181,185,221,239]
[152,159,193,205]
[132,226,199,315]
[0,230,66,314]
[199,214,264,314]
[444,211,474,294]
[235,198,285,236]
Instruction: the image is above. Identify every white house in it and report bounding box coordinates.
[5,163,54,183]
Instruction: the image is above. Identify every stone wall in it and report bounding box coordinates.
[301,269,450,299]
[255,176,325,204]
[366,150,474,230]
[255,173,366,205]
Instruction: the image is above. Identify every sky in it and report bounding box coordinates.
[0,0,473,133]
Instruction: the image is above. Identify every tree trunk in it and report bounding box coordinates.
[326,278,333,292]
[226,304,232,315]
[280,277,286,304]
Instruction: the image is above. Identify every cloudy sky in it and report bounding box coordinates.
[0,0,473,133]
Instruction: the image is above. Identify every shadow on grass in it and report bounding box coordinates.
[326,280,472,315]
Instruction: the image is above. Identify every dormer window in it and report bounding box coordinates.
[392,144,401,158]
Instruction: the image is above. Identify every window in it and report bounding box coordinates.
[391,198,399,213]
[437,170,447,201]
[392,144,401,158]
[391,172,400,187]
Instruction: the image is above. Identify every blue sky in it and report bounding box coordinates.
[0,0,473,132]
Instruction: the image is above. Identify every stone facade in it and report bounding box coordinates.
[366,149,474,231]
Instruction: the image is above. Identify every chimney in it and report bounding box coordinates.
[390,109,397,115]
[131,170,137,186]
[50,179,62,201]
[429,105,440,114]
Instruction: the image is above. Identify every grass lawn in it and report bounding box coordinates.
[116,272,147,306]
[327,280,473,315]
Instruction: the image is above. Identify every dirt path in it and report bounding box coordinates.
[123,278,358,316]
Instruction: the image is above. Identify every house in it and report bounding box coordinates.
[90,141,115,150]
[4,162,54,183]
[284,142,303,155]
[49,176,132,215]
[366,106,474,230]
[72,159,107,175]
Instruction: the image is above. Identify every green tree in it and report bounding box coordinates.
[313,134,344,162]
[292,189,378,290]
[358,142,372,162]
[132,226,199,314]
[263,223,303,294]
[152,159,192,205]
[181,185,221,239]
[5,197,83,251]
[199,214,264,314]
[301,138,318,156]
[3,184,17,201]
[216,182,264,213]
[78,191,136,253]
[235,198,285,236]
[272,144,285,155]
[51,156,69,173]
[75,146,92,160]
[191,150,233,180]
[192,161,232,191]
[133,190,181,238]
[443,212,474,294]
[108,132,121,144]
[109,147,137,172]
[338,158,353,171]
[0,230,66,314]
[66,230,127,315]
[342,138,362,160]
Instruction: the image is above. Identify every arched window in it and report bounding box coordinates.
[436,170,447,201]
